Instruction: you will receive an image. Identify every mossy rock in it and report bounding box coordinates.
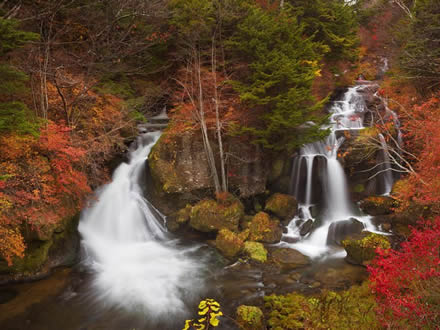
[248,212,282,244]
[189,195,244,233]
[271,248,310,270]
[243,242,267,263]
[216,229,245,259]
[359,196,396,216]
[265,193,297,221]
[236,305,265,330]
[0,240,53,274]
[240,215,254,231]
[342,232,390,266]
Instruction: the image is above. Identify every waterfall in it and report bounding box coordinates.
[78,131,205,321]
[284,86,376,258]
[378,133,394,195]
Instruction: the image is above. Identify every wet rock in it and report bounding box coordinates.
[189,195,244,233]
[313,264,368,290]
[215,229,245,259]
[249,212,282,244]
[265,193,298,222]
[236,305,265,330]
[342,232,390,266]
[326,218,364,246]
[300,219,314,236]
[359,196,396,216]
[283,237,300,244]
[271,248,310,270]
[166,204,193,232]
[243,242,267,263]
[240,215,254,231]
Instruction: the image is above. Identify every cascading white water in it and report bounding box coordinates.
[378,133,394,195]
[283,86,377,257]
[78,131,205,320]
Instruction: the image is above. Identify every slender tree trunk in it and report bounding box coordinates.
[211,36,227,192]
[194,48,221,193]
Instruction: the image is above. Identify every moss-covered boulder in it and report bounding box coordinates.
[271,248,311,270]
[189,196,244,233]
[359,196,396,216]
[265,193,297,221]
[248,212,282,244]
[215,229,245,259]
[236,305,265,330]
[342,232,390,266]
[166,204,192,232]
[243,242,267,263]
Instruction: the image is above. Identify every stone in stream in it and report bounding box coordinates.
[271,248,311,270]
[342,232,391,266]
[264,193,298,222]
[300,219,314,236]
[215,229,246,259]
[243,242,267,263]
[326,218,365,246]
[236,305,265,330]
[249,212,282,244]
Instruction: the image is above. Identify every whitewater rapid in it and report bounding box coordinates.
[78,132,205,320]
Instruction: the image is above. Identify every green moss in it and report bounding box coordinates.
[243,241,267,263]
[264,282,379,329]
[343,232,390,265]
[189,198,244,233]
[265,193,297,220]
[248,212,282,244]
[215,229,244,259]
[236,305,264,330]
[354,184,365,193]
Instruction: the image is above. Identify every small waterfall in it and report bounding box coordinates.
[284,86,376,258]
[378,133,394,195]
[79,131,206,321]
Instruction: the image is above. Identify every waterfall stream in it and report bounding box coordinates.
[78,132,206,322]
[283,85,382,258]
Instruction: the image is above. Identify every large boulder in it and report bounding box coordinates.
[342,232,390,266]
[189,195,244,233]
[359,196,396,216]
[248,212,282,244]
[327,218,365,246]
[215,229,246,259]
[265,193,298,221]
[149,130,266,197]
[243,242,267,263]
[271,248,310,270]
[236,305,265,330]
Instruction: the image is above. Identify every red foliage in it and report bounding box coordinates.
[0,121,91,263]
[395,93,440,210]
[369,218,440,328]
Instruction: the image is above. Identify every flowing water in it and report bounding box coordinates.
[283,85,383,258]
[78,131,210,325]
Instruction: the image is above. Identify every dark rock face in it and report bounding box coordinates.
[149,130,267,198]
[271,248,311,270]
[300,219,314,236]
[326,218,365,246]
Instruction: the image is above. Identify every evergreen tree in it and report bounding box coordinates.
[228,5,329,151]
